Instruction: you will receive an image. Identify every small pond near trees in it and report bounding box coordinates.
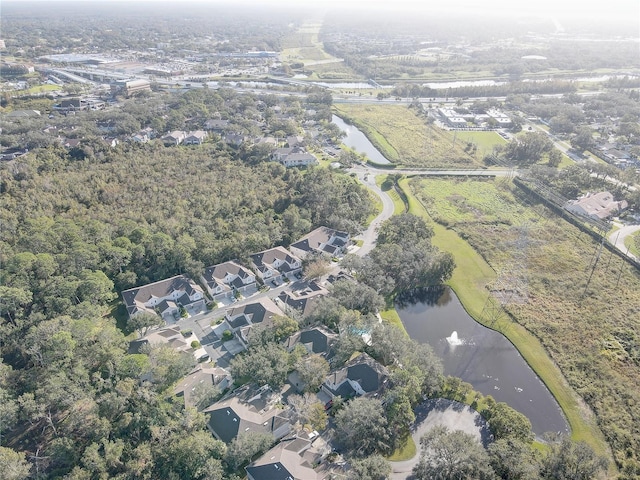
[396,286,569,438]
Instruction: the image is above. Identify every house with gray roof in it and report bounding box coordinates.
[213,297,284,348]
[321,353,389,400]
[174,363,232,409]
[184,130,208,145]
[272,145,318,168]
[205,385,292,443]
[250,246,302,284]
[246,431,331,480]
[289,226,350,259]
[202,260,256,301]
[283,326,338,361]
[130,324,209,369]
[204,119,230,132]
[277,281,328,318]
[121,274,205,320]
[162,130,187,146]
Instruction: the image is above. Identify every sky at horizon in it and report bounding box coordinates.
[2,0,638,24]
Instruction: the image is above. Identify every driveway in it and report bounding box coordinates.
[609,224,640,260]
[390,399,492,479]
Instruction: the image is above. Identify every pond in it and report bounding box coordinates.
[396,286,569,438]
[332,114,391,165]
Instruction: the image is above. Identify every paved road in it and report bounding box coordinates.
[609,224,640,260]
[352,169,396,256]
[174,280,301,367]
[390,399,492,479]
[352,164,513,178]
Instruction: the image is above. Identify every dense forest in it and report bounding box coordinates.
[0,116,376,477]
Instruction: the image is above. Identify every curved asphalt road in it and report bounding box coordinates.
[352,169,396,257]
[349,163,513,258]
[608,224,640,260]
[390,399,492,480]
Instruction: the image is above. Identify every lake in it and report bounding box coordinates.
[396,287,569,438]
[332,115,391,165]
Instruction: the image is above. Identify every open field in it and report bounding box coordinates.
[454,130,506,154]
[402,176,640,474]
[280,23,342,67]
[333,104,484,168]
[304,61,360,80]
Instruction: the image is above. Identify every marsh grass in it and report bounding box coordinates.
[333,104,483,168]
[403,176,640,473]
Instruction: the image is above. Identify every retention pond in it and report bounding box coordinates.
[332,114,391,165]
[396,286,569,438]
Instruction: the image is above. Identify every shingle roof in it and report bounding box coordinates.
[205,385,290,443]
[324,353,389,398]
[246,436,322,480]
[290,227,349,257]
[202,260,254,293]
[250,246,300,270]
[121,275,203,317]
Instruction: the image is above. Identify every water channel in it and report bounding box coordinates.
[396,287,569,438]
[331,115,391,165]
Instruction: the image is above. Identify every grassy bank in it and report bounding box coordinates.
[333,104,483,168]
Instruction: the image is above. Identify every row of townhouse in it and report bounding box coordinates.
[161,129,208,145]
[121,226,351,322]
[128,286,386,479]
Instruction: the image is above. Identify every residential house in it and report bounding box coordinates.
[174,363,233,408]
[130,324,209,365]
[272,145,318,168]
[162,130,187,146]
[204,119,230,132]
[121,274,205,320]
[272,147,294,162]
[202,260,257,301]
[184,130,208,145]
[246,431,331,480]
[277,281,328,318]
[286,135,304,147]
[280,151,318,168]
[102,136,120,148]
[321,353,389,401]
[205,384,292,443]
[61,138,81,149]
[283,326,338,361]
[131,127,156,143]
[131,132,149,143]
[54,98,83,113]
[0,147,29,161]
[250,246,302,284]
[213,297,284,348]
[564,191,628,220]
[289,226,350,259]
[224,133,246,147]
[256,136,277,147]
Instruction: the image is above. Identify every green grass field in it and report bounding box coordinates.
[624,231,640,257]
[454,130,507,154]
[333,104,484,168]
[399,176,640,474]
